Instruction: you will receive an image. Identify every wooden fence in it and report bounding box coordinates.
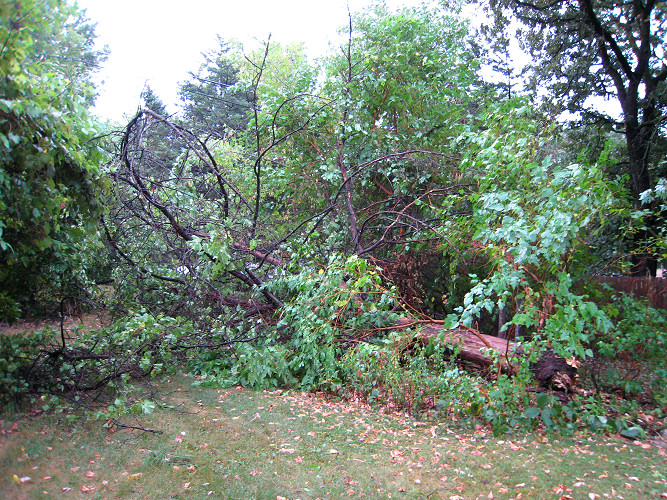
[593,276,667,310]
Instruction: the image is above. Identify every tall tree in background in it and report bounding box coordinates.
[0,0,107,318]
[483,0,667,275]
[179,37,253,140]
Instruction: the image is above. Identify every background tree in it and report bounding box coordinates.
[179,37,253,140]
[262,4,482,261]
[481,0,667,275]
[0,0,107,320]
[139,85,182,165]
[140,85,169,116]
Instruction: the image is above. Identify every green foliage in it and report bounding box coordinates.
[103,115,246,317]
[449,101,619,359]
[332,2,479,150]
[180,37,252,138]
[337,329,650,436]
[589,289,667,407]
[597,290,666,359]
[189,255,403,391]
[342,332,484,416]
[191,339,295,391]
[274,255,402,390]
[483,0,667,136]
[188,315,296,390]
[248,3,483,257]
[73,310,187,381]
[0,311,189,413]
[0,327,55,409]
[0,0,107,319]
[482,0,667,274]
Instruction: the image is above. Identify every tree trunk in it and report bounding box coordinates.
[625,121,659,277]
[338,147,363,254]
[393,318,579,392]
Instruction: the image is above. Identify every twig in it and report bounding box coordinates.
[109,419,163,434]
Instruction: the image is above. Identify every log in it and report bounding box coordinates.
[393,318,519,371]
[393,318,579,391]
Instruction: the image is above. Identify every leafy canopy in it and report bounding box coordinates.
[0,0,107,318]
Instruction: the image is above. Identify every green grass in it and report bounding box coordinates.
[1,374,665,499]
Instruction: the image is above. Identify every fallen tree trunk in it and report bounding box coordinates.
[393,318,519,371]
[393,318,579,392]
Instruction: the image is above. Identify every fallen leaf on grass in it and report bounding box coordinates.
[553,485,571,494]
[129,473,142,480]
[634,440,652,450]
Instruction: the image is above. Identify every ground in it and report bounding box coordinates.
[0,311,111,337]
[1,373,666,499]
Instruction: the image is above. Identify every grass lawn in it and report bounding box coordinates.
[1,374,665,499]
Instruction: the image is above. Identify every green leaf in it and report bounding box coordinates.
[524,407,540,419]
[620,427,642,439]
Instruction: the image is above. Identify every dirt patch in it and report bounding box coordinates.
[0,311,112,337]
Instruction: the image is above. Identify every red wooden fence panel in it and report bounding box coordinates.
[593,276,667,310]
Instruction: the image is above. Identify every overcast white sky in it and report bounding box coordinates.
[77,0,426,122]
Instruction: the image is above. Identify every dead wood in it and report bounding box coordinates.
[392,318,579,392]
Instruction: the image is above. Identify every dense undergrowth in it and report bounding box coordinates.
[2,257,664,441]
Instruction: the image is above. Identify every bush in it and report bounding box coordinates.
[0,327,56,410]
[0,311,189,413]
[341,331,484,416]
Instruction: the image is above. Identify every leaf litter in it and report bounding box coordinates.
[1,375,665,498]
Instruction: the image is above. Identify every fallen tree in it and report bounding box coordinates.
[392,318,580,393]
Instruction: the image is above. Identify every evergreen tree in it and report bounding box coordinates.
[179,37,253,140]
